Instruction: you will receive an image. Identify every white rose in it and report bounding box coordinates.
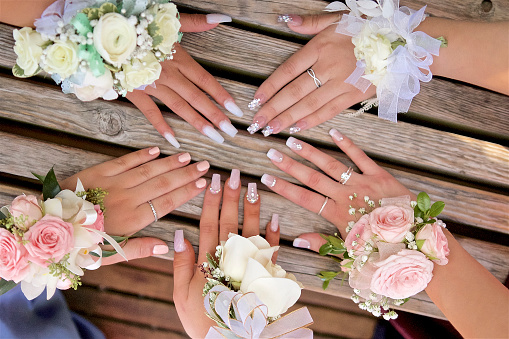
[43,40,79,79]
[43,189,97,225]
[120,52,162,92]
[13,27,46,76]
[73,69,118,101]
[93,12,137,67]
[151,3,181,54]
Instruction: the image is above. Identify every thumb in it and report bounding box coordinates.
[101,237,169,265]
[292,232,328,252]
[179,13,232,33]
[172,230,196,300]
[284,13,341,35]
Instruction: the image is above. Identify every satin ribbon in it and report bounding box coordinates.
[70,13,105,77]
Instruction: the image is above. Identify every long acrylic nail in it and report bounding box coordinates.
[267,148,283,163]
[224,99,244,117]
[277,14,303,26]
[229,169,240,190]
[247,116,267,134]
[197,160,210,172]
[246,183,259,203]
[219,120,238,138]
[293,238,311,249]
[178,153,191,163]
[286,136,303,151]
[248,98,261,110]
[261,173,277,188]
[262,121,280,137]
[329,128,344,142]
[270,214,279,232]
[164,132,181,149]
[206,14,232,24]
[149,147,160,155]
[210,174,221,194]
[195,178,207,188]
[203,126,224,144]
[153,244,169,255]
[174,230,186,253]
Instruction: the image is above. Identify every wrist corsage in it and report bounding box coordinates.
[201,233,314,338]
[326,0,447,122]
[0,168,126,300]
[319,192,449,319]
[12,0,182,101]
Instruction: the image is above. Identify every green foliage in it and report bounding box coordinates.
[0,279,17,296]
[417,192,431,212]
[429,201,445,218]
[48,255,82,290]
[77,188,108,212]
[415,239,425,250]
[437,36,448,48]
[32,168,61,200]
[12,64,42,78]
[318,271,339,290]
[318,234,346,256]
[104,235,129,245]
[391,38,407,50]
[0,210,6,220]
[90,249,117,258]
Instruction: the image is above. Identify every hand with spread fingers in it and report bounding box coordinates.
[127,13,244,148]
[172,171,280,338]
[59,147,209,265]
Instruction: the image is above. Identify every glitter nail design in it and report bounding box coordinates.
[262,125,274,137]
[289,126,301,134]
[248,98,261,110]
[277,15,292,23]
[246,183,259,204]
[247,122,260,134]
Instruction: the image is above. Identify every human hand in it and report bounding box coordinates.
[127,13,244,148]
[172,171,280,338]
[59,147,209,264]
[247,14,375,136]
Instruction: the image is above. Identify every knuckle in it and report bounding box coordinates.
[288,83,304,99]
[304,95,320,110]
[170,97,187,113]
[310,15,321,30]
[138,165,152,181]
[160,195,176,212]
[296,191,313,207]
[143,108,160,120]
[197,72,212,88]
[220,221,238,230]
[306,171,322,188]
[113,157,129,169]
[281,60,298,76]
[325,159,343,174]
[155,175,172,191]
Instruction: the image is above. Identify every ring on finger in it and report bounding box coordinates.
[339,167,353,185]
[306,68,322,88]
[318,196,329,215]
[148,200,158,222]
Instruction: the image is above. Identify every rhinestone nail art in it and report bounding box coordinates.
[246,183,259,204]
[277,15,292,23]
[286,137,303,150]
[247,122,260,134]
[262,125,274,137]
[289,126,301,134]
[248,98,261,110]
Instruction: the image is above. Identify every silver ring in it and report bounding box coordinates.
[148,200,158,222]
[340,167,353,185]
[318,197,329,215]
[306,68,322,88]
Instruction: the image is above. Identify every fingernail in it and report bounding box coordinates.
[210,174,221,194]
[286,136,303,151]
[293,238,311,249]
[270,214,279,232]
[246,183,259,204]
[203,126,224,144]
[174,230,186,253]
[261,173,276,188]
[219,120,238,138]
[149,147,160,155]
[247,116,266,134]
[277,14,302,26]
[178,153,191,163]
[206,14,232,24]
[224,99,244,117]
[164,132,181,149]
[262,121,280,137]
[197,160,210,172]
[153,244,169,255]
[248,98,261,110]
[229,169,240,190]
[267,148,283,163]
[195,178,207,188]
[329,128,344,142]
[289,125,300,134]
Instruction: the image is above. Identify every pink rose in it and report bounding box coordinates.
[0,229,30,282]
[23,215,74,267]
[416,222,449,265]
[9,195,43,230]
[345,215,374,256]
[371,249,434,299]
[85,205,104,244]
[369,205,413,243]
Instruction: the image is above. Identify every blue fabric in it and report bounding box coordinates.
[0,285,105,339]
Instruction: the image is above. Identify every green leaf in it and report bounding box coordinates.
[319,234,329,241]
[103,235,129,245]
[0,279,18,295]
[32,172,46,184]
[328,236,345,249]
[429,201,445,218]
[415,239,426,250]
[423,218,436,225]
[318,271,339,279]
[322,280,330,290]
[329,248,346,255]
[152,34,163,48]
[0,210,6,220]
[12,64,41,78]
[42,167,61,200]
[414,205,423,219]
[147,21,159,37]
[417,192,431,212]
[90,250,117,258]
[318,243,332,256]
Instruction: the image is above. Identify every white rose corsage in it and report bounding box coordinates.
[318,192,449,319]
[201,233,314,338]
[12,0,182,101]
[326,0,447,122]
[0,168,126,300]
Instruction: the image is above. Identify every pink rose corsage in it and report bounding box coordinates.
[319,192,449,319]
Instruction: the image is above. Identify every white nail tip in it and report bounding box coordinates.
[203,126,225,144]
[224,100,244,117]
[164,132,180,149]
[206,14,232,24]
[219,121,238,138]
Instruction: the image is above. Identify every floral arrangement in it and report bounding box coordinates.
[325,0,447,122]
[0,168,126,300]
[12,0,181,101]
[318,192,449,320]
[201,233,313,338]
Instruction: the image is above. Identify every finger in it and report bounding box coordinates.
[197,178,222,263]
[292,232,328,253]
[242,183,260,237]
[173,230,195,302]
[265,214,280,264]
[126,91,180,148]
[219,170,241,241]
[101,237,169,265]
[329,129,380,175]
[94,147,161,177]
[283,13,342,35]
[179,13,231,33]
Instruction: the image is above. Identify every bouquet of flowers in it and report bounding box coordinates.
[319,192,449,320]
[201,233,313,338]
[0,168,126,300]
[12,0,181,101]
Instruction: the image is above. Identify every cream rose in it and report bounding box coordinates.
[13,27,46,76]
[120,52,162,92]
[73,69,118,101]
[43,40,79,79]
[93,12,137,67]
[369,205,413,243]
[416,222,449,265]
[151,3,181,54]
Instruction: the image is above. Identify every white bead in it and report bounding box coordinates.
[121,8,126,14]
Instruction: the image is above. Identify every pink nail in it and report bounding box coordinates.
[229,169,240,190]
[210,174,221,194]
[277,14,303,26]
[286,137,303,151]
[153,244,169,254]
[195,178,207,188]
[270,214,279,232]
[149,147,160,155]
[174,230,186,253]
[246,183,259,204]
[261,173,276,188]
[197,161,210,172]
[293,238,311,249]
[329,128,344,142]
[178,153,191,163]
[267,148,283,162]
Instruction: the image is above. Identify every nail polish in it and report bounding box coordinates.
[203,125,225,144]
[246,183,259,203]
[219,120,238,138]
[262,125,274,137]
[329,128,344,142]
[149,147,160,155]
[195,178,207,188]
[210,174,221,194]
[289,125,300,134]
[206,14,232,24]
[164,132,181,149]
[247,116,266,134]
[197,161,210,172]
[153,244,169,255]
[174,230,186,253]
[270,214,279,232]
[277,14,303,26]
[178,153,191,163]
[229,169,240,190]
[286,136,303,151]
[248,98,261,110]
[267,148,283,163]
[224,99,244,117]
[293,238,311,249]
[261,173,277,188]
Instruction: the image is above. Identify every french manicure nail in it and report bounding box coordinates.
[229,169,240,190]
[203,126,224,144]
[329,128,344,142]
[219,120,238,138]
[153,244,169,255]
[246,183,259,204]
[174,230,186,253]
[270,214,279,232]
[149,147,160,155]
[178,153,191,163]
[164,132,181,149]
[248,98,261,110]
[195,178,207,188]
[210,174,221,194]
[197,160,210,172]
[286,136,303,151]
[224,99,244,117]
[267,148,283,162]
[206,14,232,24]
[261,173,277,188]
[277,14,303,26]
[293,238,311,249]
